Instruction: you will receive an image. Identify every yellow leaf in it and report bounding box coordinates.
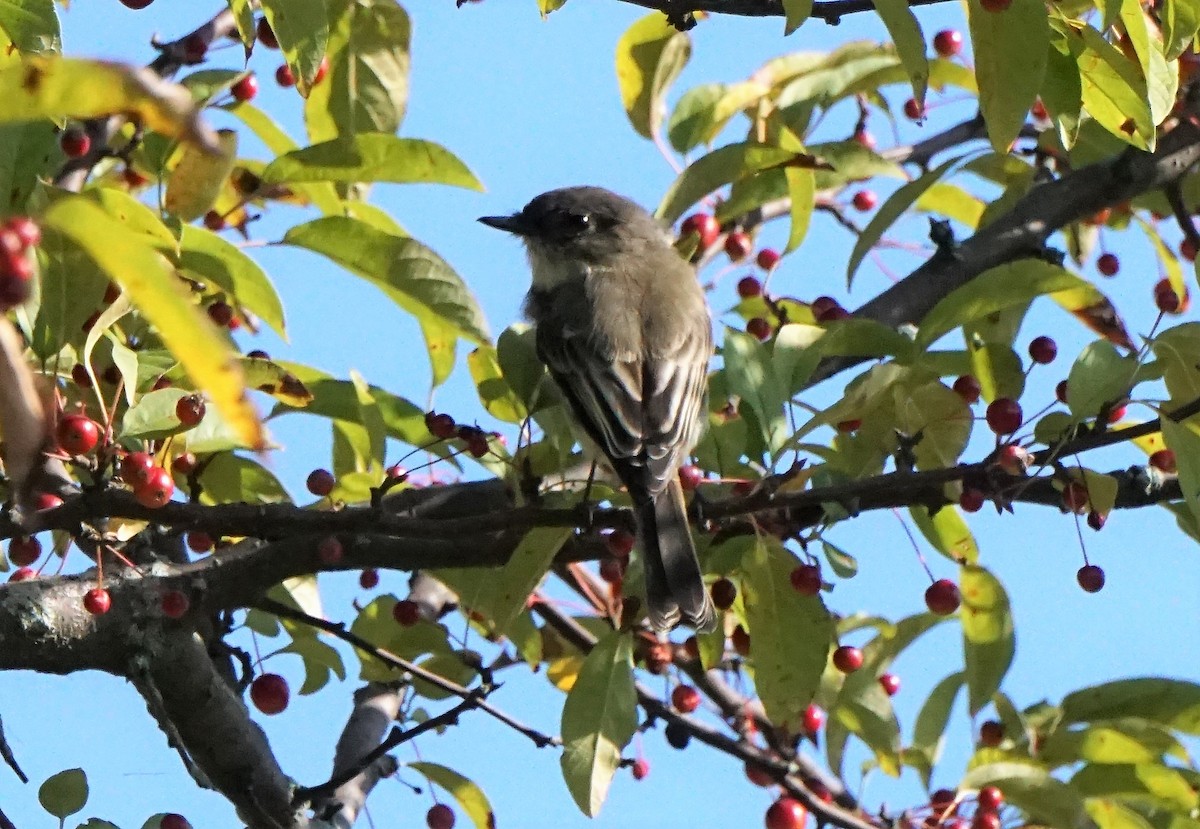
[42,196,264,450]
[165,129,238,221]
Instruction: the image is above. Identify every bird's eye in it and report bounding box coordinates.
[554,211,591,234]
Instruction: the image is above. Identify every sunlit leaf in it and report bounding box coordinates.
[655,142,803,224]
[870,0,928,105]
[962,762,1087,829]
[409,762,496,829]
[0,0,59,54]
[261,0,327,95]
[911,505,979,564]
[164,129,237,222]
[179,225,285,338]
[38,768,88,819]
[960,564,1014,715]
[262,134,482,189]
[1066,340,1138,421]
[968,0,1048,152]
[1062,678,1200,735]
[615,13,690,140]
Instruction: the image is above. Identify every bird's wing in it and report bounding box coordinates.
[537,320,710,501]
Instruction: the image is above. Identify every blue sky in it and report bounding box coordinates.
[2,2,1198,828]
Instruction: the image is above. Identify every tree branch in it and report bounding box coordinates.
[613,0,950,25]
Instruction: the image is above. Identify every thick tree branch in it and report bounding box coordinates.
[614,0,949,24]
[317,684,404,828]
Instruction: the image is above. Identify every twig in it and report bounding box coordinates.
[253,598,560,749]
[1165,181,1200,252]
[0,715,27,784]
[614,0,951,25]
[0,805,17,829]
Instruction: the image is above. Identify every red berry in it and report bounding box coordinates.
[172,452,198,476]
[879,672,901,696]
[756,248,781,270]
[5,217,40,248]
[83,587,111,615]
[606,528,635,559]
[256,17,279,48]
[231,74,258,102]
[745,762,774,787]
[60,127,90,158]
[903,98,924,121]
[466,434,490,458]
[801,705,820,734]
[765,797,808,829]
[832,644,864,673]
[313,56,330,85]
[250,673,289,714]
[426,804,455,829]
[980,0,1012,10]
[979,719,1004,747]
[852,190,878,211]
[1087,511,1107,531]
[393,598,421,626]
[997,444,1029,476]
[425,411,457,439]
[678,464,704,491]
[70,364,92,388]
[318,536,344,565]
[1150,449,1177,473]
[681,213,720,249]
[121,451,155,484]
[1031,98,1049,120]
[959,488,985,513]
[1077,564,1105,593]
[1055,380,1069,404]
[925,579,961,615]
[731,624,751,656]
[203,211,226,231]
[631,759,650,780]
[359,568,380,589]
[1096,252,1119,276]
[598,556,625,584]
[725,231,753,261]
[186,531,213,553]
[810,296,839,318]
[1155,278,1190,314]
[931,789,956,810]
[275,64,296,88]
[9,567,35,582]
[933,29,963,57]
[977,786,1004,812]
[306,468,335,497]
[122,168,149,187]
[972,814,1001,829]
[57,414,100,455]
[789,563,821,595]
[33,492,62,511]
[836,418,862,433]
[737,275,763,298]
[1028,336,1057,365]
[161,590,190,619]
[1181,239,1197,262]
[985,398,1022,434]
[8,536,41,567]
[175,394,206,428]
[182,34,206,62]
[747,317,772,340]
[817,305,850,323]
[159,815,190,829]
[1062,480,1089,514]
[710,577,737,610]
[853,129,876,150]
[135,467,174,508]
[671,684,701,713]
[153,375,172,391]
[207,300,234,326]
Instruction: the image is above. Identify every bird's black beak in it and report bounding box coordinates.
[478,213,531,235]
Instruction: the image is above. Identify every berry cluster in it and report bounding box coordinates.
[0,216,40,310]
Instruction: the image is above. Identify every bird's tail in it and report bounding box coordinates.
[636,478,715,633]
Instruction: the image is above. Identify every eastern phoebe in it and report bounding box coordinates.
[480,186,716,633]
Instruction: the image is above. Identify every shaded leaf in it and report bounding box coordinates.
[39,768,88,819]
[962,762,1088,829]
[179,225,285,338]
[260,0,327,95]
[655,142,802,224]
[1062,678,1200,735]
[969,0,1048,152]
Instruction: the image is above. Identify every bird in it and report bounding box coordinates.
[479,186,716,632]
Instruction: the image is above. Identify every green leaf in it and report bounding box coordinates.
[260,0,328,95]
[225,100,298,155]
[0,120,57,214]
[468,345,527,423]
[916,183,985,228]
[667,83,727,153]
[655,142,801,224]
[782,0,812,34]
[1162,417,1200,533]
[968,0,1048,152]
[43,195,264,450]
[741,535,834,729]
[559,630,637,817]
[409,762,496,829]
[198,453,291,504]
[1086,799,1156,829]
[1062,678,1200,735]
[435,526,572,638]
[304,0,409,143]
[281,634,346,695]
[615,13,690,140]
[723,329,789,454]
[917,260,1091,349]
[783,164,814,253]
[1066,340,1138,421]
[962,762,1088,829]
[30,229,108,361]
[0,0,59,54]
[282,217,489,348]
[0,56,218,151]
[1071,764,1200,812]
[1058,16,1155,150]
[1162,0,1200,59]
[179,225,285,338]
[892,379,973,470]
[39,768,88,819]
[261,135,483,189]
[226,0,256,48]
[1040,720,1190,767]
[1120,0,1178,126]
[910,671,964,786]
[848,156,961,288]
[870,0,928,105]
[1151,324,1200,404]
[910,505,979,564]
[164,129,238,222]
[961,564,1014,715]
[821,540,858,578]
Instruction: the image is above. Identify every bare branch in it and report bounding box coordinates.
[612,0,950,25]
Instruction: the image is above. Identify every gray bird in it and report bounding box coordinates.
[480,186,716,632]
